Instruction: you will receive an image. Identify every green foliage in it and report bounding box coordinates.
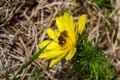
[76,0,112,8]
[92,0,113,8]
[27,67,46,80]
[75,0,113,10]
[71,32,115,80]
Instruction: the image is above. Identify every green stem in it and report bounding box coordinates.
[11,41,51,80]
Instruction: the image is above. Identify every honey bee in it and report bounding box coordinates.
[58,30,68,45]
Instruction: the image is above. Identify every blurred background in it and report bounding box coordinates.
[0,0,120,80]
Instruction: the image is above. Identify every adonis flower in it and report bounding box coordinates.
[39,13,86,67]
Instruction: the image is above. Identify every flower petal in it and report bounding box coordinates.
[56,17,64,32]
[64,13,74,34]
[78,14,86,34]
[39,40,64,59]
[46,28,59,41]
[38,50,63,59]
[65,47,76,60]
[56,13,74,34]
[49,50,68,67]
[39,40,60,50]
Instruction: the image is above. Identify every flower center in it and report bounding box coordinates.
[58,30,75,50]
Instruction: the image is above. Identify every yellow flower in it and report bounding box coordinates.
[39,13,86,67]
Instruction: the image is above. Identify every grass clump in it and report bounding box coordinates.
[71,32,115,80]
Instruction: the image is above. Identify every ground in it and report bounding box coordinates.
[0,0,120,80]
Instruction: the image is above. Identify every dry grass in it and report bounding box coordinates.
[0,0,120,80]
